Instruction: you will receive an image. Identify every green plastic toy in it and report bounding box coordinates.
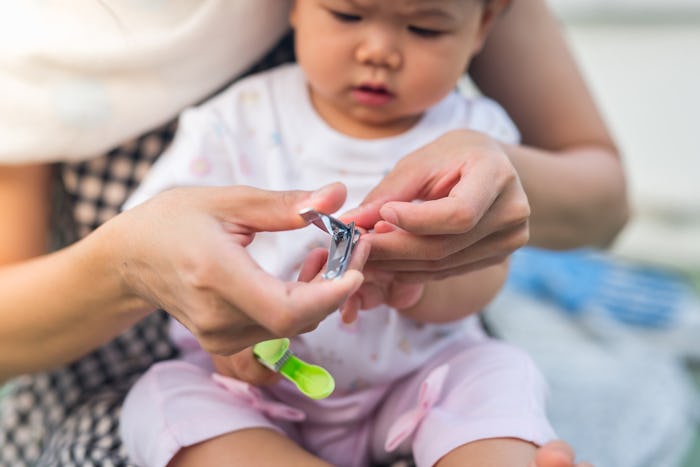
[253,338,335,400]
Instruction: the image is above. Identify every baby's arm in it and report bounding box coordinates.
[396,259,509,323]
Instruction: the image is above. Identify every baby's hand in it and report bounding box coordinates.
[211,349,280,386]
[340,268,425,323]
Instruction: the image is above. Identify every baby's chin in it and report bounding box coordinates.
[342,111,424,139]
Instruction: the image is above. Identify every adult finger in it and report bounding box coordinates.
[340,148,435,229]
[297,248,329,283]
[210,182,348,232]
[363,229,472,262]
[297,238,369,285]
[377,155,520,236]
[214,245,364,336]
[346,237,371,273]
[368,222,527,270]
[365,181,529,263]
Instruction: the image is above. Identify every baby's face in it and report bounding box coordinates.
[291,0,493,138]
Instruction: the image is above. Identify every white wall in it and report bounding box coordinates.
[549,0,700,18]
[546,1,700,269]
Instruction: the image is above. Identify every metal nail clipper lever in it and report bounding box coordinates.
[298,208,361,279]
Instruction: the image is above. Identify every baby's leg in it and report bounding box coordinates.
[435,438,592,467]
[169,428,332,467]
[121,360,316,467]
[372,340,558,466]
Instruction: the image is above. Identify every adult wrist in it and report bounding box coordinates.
[82,216,153,318]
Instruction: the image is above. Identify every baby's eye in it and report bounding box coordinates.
[408,25,443,38]
[330,10,362,23]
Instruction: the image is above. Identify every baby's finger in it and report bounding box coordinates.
[297,248,328,283]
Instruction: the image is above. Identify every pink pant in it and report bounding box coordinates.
[120,340,556,467]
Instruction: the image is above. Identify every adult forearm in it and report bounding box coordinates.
[507,143,629,249]
[471,0,629,248]
[0,230,150,381]
[0,183,366,381]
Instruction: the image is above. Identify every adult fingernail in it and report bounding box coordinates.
[309,183,336,203]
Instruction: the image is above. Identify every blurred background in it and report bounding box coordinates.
[548,0,700,272]
[483,2,700,466]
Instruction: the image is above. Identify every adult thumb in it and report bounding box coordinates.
[213,182,348,232]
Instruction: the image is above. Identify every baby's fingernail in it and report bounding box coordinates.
[374,220,397,234]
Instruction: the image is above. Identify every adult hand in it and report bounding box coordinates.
[342,129,530,282]
[112,182,365,356]
[208,242,369,385]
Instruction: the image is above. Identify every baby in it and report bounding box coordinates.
[121,1,585,466]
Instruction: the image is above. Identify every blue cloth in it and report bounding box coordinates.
[506,248,691,328]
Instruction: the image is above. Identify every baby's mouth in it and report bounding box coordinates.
[355,84,392,96]
[351,84,395,106]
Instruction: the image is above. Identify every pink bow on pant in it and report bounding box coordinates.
[385,364,449,452]
[212,373,306,422]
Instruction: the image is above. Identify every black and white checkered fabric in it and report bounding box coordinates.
[0,121,179,466]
